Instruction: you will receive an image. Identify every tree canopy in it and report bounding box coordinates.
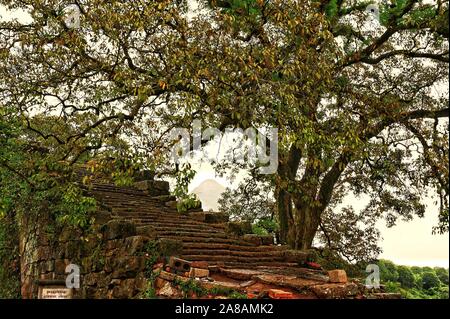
[0,0,448,262]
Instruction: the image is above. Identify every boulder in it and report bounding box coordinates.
[158,281,181,298]
[189,267,210,278]
[328,270,347,283]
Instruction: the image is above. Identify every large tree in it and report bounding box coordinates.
[0,0,448,253]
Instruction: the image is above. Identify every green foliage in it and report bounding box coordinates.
[210,0,263,17]
[176,196,202,213]
[376,260,448,299]
[380,0,438,27]
[171,165,201,213]
[397,265,415,288]
[252,217,279,235]
[378,259,399,282]
[142,241,161,277]
[140,240,162,299]
[434,267,449,285]
[55,184,97,229]
[143,281,157,299]
[228,291,248,299]
[173,278,208,298]
[324,0,339,19]
[0,213,20,298]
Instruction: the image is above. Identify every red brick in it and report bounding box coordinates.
[268,289,294,299]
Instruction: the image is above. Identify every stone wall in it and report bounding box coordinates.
[19,213,159,299]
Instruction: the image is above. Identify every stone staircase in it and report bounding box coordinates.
[88,182,302,269]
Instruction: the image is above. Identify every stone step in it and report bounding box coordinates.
[221,261,301,268]
[159,235,255,246]
[153,226,223,233]
[181,248,286,258]
[135,219,226,232]
[156,230,230,239]
[180,254,286,263]
[182,242,287,252]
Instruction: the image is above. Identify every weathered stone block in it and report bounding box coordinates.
[155,277,168,289]
[158,238,183,258]
[111,256,145,278]
[311,283,360,299]
[152,195,176,202]
[189,212,229,223]
[105,239,124,250]
[188,212,206,222]
[102,220,136,240]
[165,201,178,209]
[205,212,229,223]
[283,250,310,264]
[191,261,209,269]
[54,259,67,275]
[367,293,402,299]
[93,211,111,225]
[328,270,347,283]
[64,241,81,260]
[83,273,99,286]
[242,234,262,245]
[133,170,156,182]
[136,226,157,240]
[134,180,170,196]
[39,260,54,274]
[36,246,51,262]
[260,235,274,245]
[158,281,181,298]
[111,279,136,299]
[134,273,148,292]
[225,221,252,236]
[220,268,263,281]
[189,267,209,278]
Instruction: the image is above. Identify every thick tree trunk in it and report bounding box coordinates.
[287,205,321,250]
[276,188,292,244]
[276,185,322,250]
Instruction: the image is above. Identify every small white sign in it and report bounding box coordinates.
[40,288,73,299]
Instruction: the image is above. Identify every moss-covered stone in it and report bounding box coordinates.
[157,238,183,258]
[136,226,157,240]
[102,220,136,240]
[225,221,252,236]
